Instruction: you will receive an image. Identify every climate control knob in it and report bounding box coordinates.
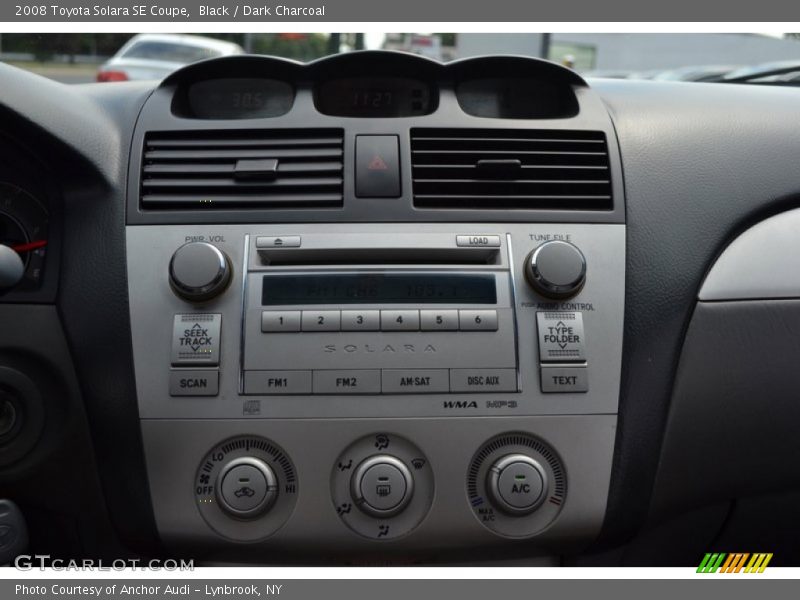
[216,457,278,519]
[524,240,586,299]
[169,241,231,302]
[487,454,548,516]
[351,455,414,518]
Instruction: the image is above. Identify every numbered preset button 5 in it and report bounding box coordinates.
[420,310,459,331]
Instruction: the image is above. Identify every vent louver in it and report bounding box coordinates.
[411,129,613,210]
[140,129,344,209]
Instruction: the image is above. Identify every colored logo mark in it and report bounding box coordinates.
[697,553,773,573]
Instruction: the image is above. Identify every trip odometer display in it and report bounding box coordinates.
[0,182,49,291]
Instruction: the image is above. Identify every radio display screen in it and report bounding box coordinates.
[261,273,497,305]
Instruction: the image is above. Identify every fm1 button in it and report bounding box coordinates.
[216,457,278,519]
[351,455,413,518]
[487,454,547,516]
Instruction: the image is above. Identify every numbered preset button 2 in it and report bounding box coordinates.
[301,310,341,331]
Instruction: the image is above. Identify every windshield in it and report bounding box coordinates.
[119,41,225,63]
[2,32,800,84]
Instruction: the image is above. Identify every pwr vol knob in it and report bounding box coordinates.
[169,242,231,302]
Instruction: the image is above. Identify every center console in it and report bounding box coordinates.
[125,52,625,562]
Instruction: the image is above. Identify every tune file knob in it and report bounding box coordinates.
[524,240,586,299]
[168,241,231,302]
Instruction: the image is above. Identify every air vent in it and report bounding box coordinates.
[140,129,344,209]
[411,129,612,210]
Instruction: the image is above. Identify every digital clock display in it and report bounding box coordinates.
[315,77,433,117]
[187,78,294,119]
[261,273,496,305]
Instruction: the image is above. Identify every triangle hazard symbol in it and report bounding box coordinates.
[368,155,389,170]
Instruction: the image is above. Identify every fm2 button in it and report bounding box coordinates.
[355,135,401,198]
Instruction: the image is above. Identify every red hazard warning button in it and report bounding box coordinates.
[356,135,400,197]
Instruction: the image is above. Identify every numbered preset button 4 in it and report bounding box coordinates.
[380,310,420,331]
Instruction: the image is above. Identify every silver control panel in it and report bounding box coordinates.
[127,223,624,559]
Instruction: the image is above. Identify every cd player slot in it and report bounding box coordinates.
[257,246,500,266]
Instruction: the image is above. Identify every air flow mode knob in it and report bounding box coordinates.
[169,242,231,302]
[524,240,586,299]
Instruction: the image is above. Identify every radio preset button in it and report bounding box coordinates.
[456,235,501,248]
[540,365,588,393]
[261,311,301,332]
[313,370,382,395]
[450,368,517,393]
[302,310,341,332]
[381,369,450,394]
[168,369,219,396]
[341,310,380,331]
[537,312,586,362]
[380,310,420,331]
[420,309,459,331]
[171,313,222,366]
[243,370,313,395]
[458,309,498,331]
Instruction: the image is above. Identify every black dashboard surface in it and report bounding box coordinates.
[2,53,800,560]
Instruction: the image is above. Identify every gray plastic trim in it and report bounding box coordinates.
[700,208,800,301]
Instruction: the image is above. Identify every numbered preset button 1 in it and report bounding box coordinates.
[261,311,302,332]
[380,310,420,331]
[341,310,380,331]
[301,310,341,331]
[420,309,459,331]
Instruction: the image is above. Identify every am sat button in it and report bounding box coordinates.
[169,370,219,396]
[355,135,401,198]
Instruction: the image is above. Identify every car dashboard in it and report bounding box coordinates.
[2,50,800,565]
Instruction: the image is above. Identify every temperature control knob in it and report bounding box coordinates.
[487,454,548,516]
[169,242,231,302]
[524,240,586,299]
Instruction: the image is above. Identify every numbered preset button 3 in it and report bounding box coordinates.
[341,310,380,331]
